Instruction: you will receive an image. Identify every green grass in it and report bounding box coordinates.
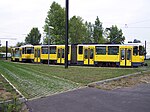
[0,74,19,101]
[0,60,149,99]
[18,63,149,84]
[0,61,79,99]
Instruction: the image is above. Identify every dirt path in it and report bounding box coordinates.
[90,73,150,90]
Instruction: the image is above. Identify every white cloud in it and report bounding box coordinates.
[0,0,150,49]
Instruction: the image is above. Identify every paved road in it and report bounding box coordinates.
[27,84,150,112]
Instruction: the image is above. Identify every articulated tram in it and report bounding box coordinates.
[11,43,145,67]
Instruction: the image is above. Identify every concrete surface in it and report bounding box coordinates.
[27,83,150,112]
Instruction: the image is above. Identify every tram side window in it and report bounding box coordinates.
[96,46,106,55]
[15,49,20,57]
[50,46,56,54]
[121,50,125,60]
[35,49,37,57]
[26,47,34,54]
[90,49,94,59]
[127,50,131,60]
[139,46,144,56]
[38,50,40,57]
[12,50,14,56]
[58,49,60,58]
[84,49,88,59]
[62,49,65,58]
[78,46,83,54]
[133,46,138,55]
[108,46,119,55]
[42,47,48,54]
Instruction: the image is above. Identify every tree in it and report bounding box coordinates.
[69,16,87,44]
[0,46,11,53]
[84,21,93,43]
[25,28,41,45]
[106,25,125,44]
[16,42,24,47]
[93,16,104,43]
[44,1,65,44]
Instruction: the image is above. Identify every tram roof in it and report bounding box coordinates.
[77,43,143,47]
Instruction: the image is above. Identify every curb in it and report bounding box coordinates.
[28,86,87,101]
[88,70,150,86]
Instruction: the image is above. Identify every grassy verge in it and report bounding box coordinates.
[0,61,79,99]
[0,60,149,99]
[17,63,149,85]
[0,74,20,101]
[0,74,26,112]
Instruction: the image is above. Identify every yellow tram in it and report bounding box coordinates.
[11,43,145,67]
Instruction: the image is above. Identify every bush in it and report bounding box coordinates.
[0,97,23,112]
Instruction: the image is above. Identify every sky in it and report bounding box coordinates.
[0,0,150,54]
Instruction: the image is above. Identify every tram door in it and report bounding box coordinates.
[120,48,132,66]
[34,48,41,63]
[57,48,65,64]
[84,48,94,65]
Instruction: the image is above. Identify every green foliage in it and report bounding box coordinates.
[13,2,126,45]
[106,25,125,44]
[84,21,93,43]
[43,2,125,45]
[0,98,23,112]
[16,42,24,47]
[25,27,41,45]
[44,1,65,44]
[93,16,105,43]
[0,46,11,53]
[69,16,87,44]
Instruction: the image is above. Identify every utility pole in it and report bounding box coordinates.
[6,41,8,60]
[145,40,147,60]
[65,0,69,68]
[0,38,16,60]
[47,26,54,66]
[48,28,50,66]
